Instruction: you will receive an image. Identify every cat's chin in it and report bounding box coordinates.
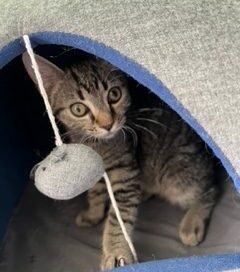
[98,131,118,140]
[96,129,121,140]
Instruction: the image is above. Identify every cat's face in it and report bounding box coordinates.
[23,53,130,140]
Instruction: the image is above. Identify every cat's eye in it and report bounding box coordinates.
[108,87,122,104]
[70,103,89,117]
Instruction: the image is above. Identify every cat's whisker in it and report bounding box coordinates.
[88,135,95,145]
[61,130,73,137]
[137,108,163,112]
[121,128,126,143]
[61,126,80,135]
[87,136,94,144]
[49,47,76,58]
[135,117,170,130]
[79,135,86,144]
[61,131,78,140]
[129,127,138,147]
[89,136,94,145]
[93,135,99,145]
[61,128,84,140]
[123,125,138,147]
[80,134,92,144]
[127,108,163,116]
[129,121,157,139]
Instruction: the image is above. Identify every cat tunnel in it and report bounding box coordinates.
[0,1,240,271]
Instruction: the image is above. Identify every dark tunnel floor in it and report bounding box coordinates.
[0,167,240,272]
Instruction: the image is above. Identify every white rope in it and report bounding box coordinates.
[23,35,63,147]
[103,172,137,262]
[23,35,137,264]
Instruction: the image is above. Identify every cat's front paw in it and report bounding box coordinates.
[100,248,136,271]
[75,209,104,227]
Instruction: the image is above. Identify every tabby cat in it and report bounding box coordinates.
[22,53,218,271]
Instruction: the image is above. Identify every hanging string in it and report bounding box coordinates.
[23,35,137,264]
[23,35,63,147]
[103,172,137,262]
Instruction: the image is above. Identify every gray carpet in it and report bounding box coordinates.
[0,168,240,272]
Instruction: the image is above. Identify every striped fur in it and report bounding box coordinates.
[23,54,218,270]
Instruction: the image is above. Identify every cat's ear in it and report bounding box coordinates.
[22,52,64,89]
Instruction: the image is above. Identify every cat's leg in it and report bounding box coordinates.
[76,179,107,227]
[179,186,217,246]
[162,179,217,246]
[100,170,141,270]
[159,155,218,247]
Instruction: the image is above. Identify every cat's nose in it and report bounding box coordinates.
[102,122,114,131]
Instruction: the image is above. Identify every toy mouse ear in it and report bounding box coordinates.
[22,52,65,91]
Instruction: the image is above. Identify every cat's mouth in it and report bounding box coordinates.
[100,132,116,139]
[95,123,123,139]
[97,128,121,139]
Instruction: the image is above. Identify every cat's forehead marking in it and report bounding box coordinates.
[68,68,86,100]
[89,63,109,91]
[76,88,85,100]
[101,80,108,91]
[66,59,125,103]
[91,73,99,91]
